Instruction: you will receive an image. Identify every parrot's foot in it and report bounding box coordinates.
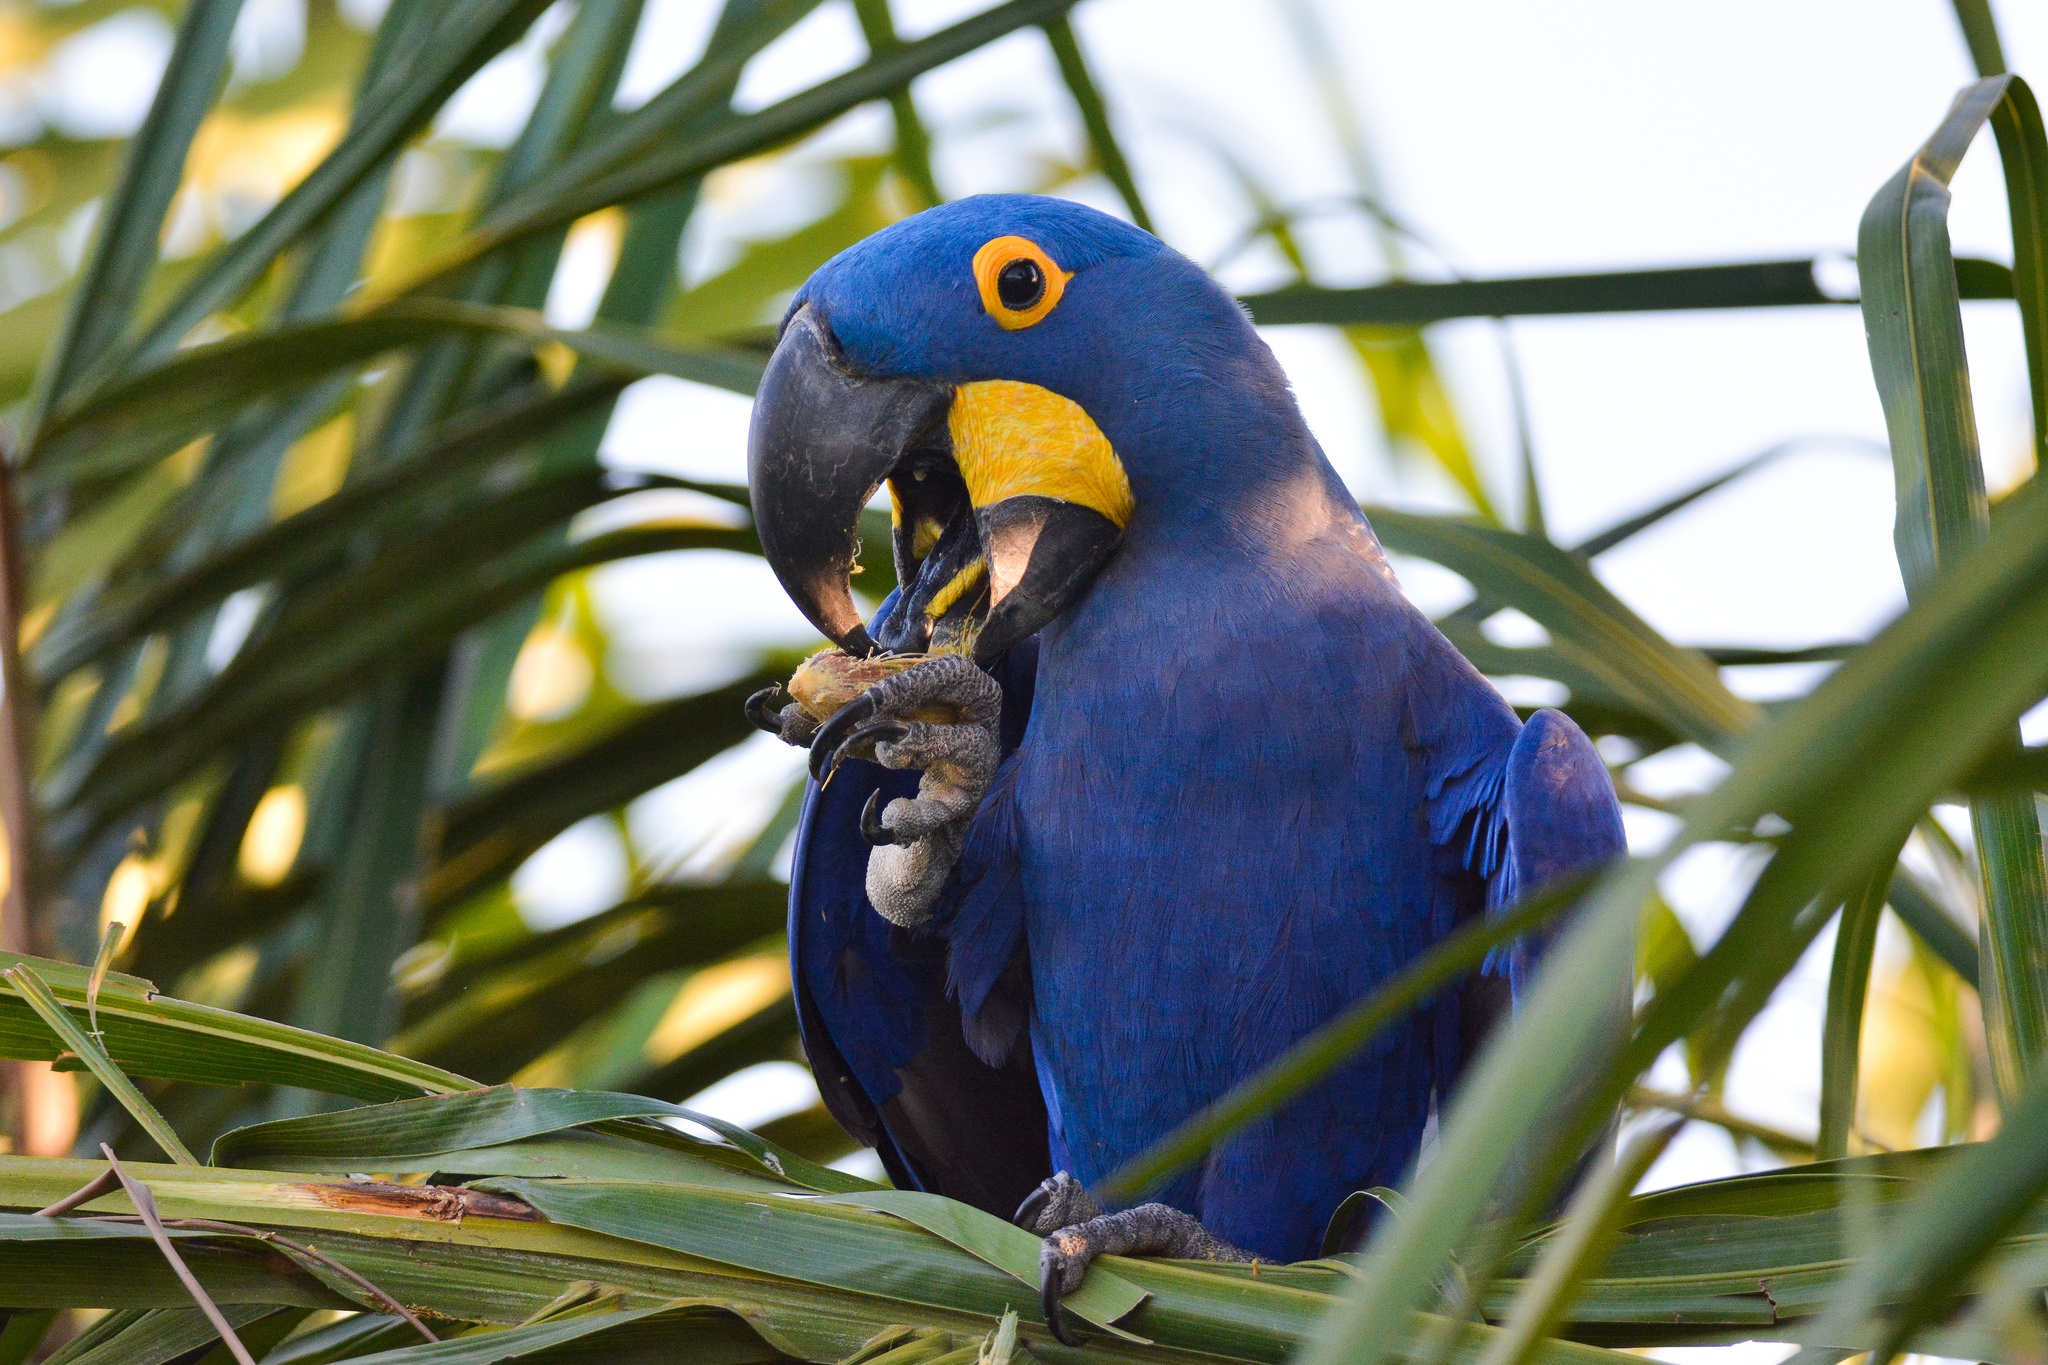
[810,655,1002,927]
[1015,1172,1256,1346]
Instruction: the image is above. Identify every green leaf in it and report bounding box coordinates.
[482,1177,1140,1341]
[1479,1151,2044,1348]
[387,0,1086,297]
[1570,437,1839,558]
[0,952,471,1101]
[338,1133,801,1191]
[1951,0,2008,78]
[295,668,445,1052]
[31,378,632,684]
[1241,256,2015,327]
[110,0,562,375]
[484,0,651,212]
[1857,73,2048,1095]
[0,1311,57,1365]
[852,0,943,209]
[213,1086,743,1172]
[1353,329,1498,523]
[29,0,245,420]
[1817,865,1888,1160]
[262,1313,419,1365]
[215,1084,869,1195]
[482,0,824,269]
[337,1304,786,1365]
[394,886,787,1082]
[52,519,755,844]
[43,1308,286,1365]
[2,964,198,1165]
[0,1166,895,1356]
[662,157,900,342]
[1634,895,1698,996]
[0,1151,1912,1362]
[29,302,764,492]
[1886,868,1981,987]
[1471,1119,1683,1365]
[1804,1066,2048,1359]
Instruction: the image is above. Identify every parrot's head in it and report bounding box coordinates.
[748,192,1304,662]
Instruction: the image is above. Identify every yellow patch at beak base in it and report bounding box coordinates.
[948,380,1134,528]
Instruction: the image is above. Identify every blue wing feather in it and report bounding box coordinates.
[1420,698,1625,996]
[1488,707,1628,992]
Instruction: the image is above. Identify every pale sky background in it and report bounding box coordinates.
[60,0,2045,1315]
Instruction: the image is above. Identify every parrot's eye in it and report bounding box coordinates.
[973,234,1070,330]
[996,259,1044,309]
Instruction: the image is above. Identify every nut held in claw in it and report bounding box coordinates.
[785,648,923,724]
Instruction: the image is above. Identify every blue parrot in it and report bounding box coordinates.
[742,195,1625,1337]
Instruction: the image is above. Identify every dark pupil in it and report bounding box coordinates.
[996,258,1045,310]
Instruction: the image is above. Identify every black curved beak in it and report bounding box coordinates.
[747,305,951,655]
[972,496,1122,659]
[749,306,1126,663]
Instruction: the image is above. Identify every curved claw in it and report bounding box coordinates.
[842,720,910,757]
[808,693,879,782]
[821,719,912,786]
[1039,1259,1083,1348]
[859,789,895,846]
[1015,1184,1050,1232]
[745,686,787,737]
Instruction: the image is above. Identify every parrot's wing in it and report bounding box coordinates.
[787,641,1051,1216]
[1483,707,1628,991]
[1419,688,1626,1082]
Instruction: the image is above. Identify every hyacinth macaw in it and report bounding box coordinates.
[742,194,1624,1338]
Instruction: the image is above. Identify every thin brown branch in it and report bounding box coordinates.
[0,448,40,1161]
[1627,1085,1825,1158]
[97,1145,257,1365]
[0,445,35,950]
[32,1167,119,1217]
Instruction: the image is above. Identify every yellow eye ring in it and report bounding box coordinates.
[973,235,1071,330]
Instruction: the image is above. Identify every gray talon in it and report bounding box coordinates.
[809,693,878,781]
[745,686,785,736]
[859,790,895,846]
[1017,1170,1102,1234]
[835,720,911,774]
[747,688,819,748]
[1040,1245,1084,1346]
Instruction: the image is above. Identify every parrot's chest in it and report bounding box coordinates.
[1008,545,1452,1163]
